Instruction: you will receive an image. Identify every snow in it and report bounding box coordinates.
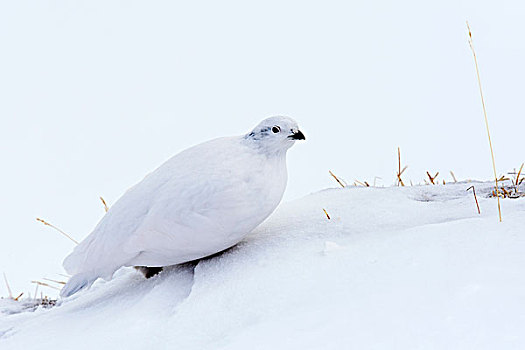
[1,182,525,349]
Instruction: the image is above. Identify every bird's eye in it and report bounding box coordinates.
[272,126,281,133]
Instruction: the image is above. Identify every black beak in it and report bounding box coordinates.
[288,130,305,140]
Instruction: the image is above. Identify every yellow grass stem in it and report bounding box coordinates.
[31,281,61,291]
[426,171,439,185]
[396,147,407,186]
[516,163,524,186]
[100,196,109,212]
[36,218,79,245]
[329,171,346,188]
[3,272,13,298]
[466,185,481,214]
[43,278,67,285]
[467,21,502,222]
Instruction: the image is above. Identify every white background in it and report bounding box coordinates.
[1,0,524,295]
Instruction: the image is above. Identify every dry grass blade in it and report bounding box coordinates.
[466,185,481,214]
[31,281,61,291]
[3,272,13,298]
[329,170,346,188]
[100,196,109,212]
[14,292,24,301]
[354,180,367,187]
[36,218,79,245]
[396,147,406,186]
[516,163,524,186]
[322,208,331,220]
[467,21,502,222]
[42,278,67,285]
[450,171,458,183]
[427,172,433,184]
[515,163,525,193]
[426,171,439,185]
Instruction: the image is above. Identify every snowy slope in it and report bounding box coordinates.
[1,182,525,349]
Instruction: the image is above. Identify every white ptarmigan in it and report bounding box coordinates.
[60,116,305,297]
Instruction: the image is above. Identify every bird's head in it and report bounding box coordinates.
[244,116,305,155]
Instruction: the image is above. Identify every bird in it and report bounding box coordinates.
[60,116,305,297]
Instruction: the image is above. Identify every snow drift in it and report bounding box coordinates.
[1,182,524,349]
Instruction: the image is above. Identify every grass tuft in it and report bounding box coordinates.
[489,165,525,198]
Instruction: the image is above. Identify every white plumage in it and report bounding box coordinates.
[60,116,305,297]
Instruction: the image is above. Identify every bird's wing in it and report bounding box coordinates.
[62,171,168,276]
[122,167,262,264]
[122,137,280,265]
[63,137,251,276]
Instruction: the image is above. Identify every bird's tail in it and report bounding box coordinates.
[60,272,99,298]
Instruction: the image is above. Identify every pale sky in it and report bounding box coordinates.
[1,0,524,295]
